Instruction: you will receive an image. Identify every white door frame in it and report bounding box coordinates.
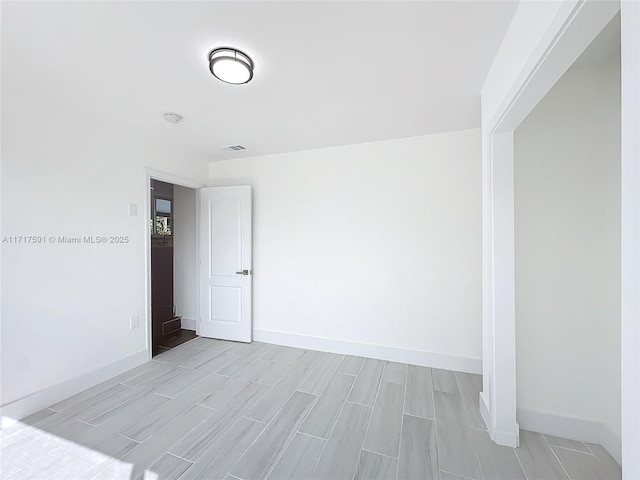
[481,0,629,457]
[145,168,203,360]
[620,2,640,475]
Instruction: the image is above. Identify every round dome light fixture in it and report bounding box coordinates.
[209,47,254,85]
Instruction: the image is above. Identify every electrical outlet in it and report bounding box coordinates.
[130,315,139,329]
[128,203,138,217]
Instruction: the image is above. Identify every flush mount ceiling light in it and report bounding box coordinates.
[209,47,254,85]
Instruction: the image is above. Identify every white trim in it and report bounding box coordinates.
[620,1,640,477]
[146,168,203,190]
[481,0,620,450]
[486,131,518,447]
[494,424,519,448]
[181,317,197,331]
[0,350,148,423]
[518,408,621,466]
[253,329,481,374]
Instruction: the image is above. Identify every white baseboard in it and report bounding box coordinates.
[181,317,197,331]
[478,392,520,448]
[517,408,621,466]
[494,423,520,448]
[0,350,149,424]
[253,329,482,374]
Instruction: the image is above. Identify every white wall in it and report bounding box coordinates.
[514,52,621,449]
[209,129,482,370]
[173,185,198,329]
[1,49,208,412]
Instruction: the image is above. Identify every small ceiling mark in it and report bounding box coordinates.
[164,112,183,124]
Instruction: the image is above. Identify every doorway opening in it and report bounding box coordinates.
[150,178,199,356]
[513,13,621,459]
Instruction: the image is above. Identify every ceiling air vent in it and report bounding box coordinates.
[222,145,247,152]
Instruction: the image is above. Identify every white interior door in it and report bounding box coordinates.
[199,185,252,342]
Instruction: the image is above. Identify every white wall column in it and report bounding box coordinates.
[481,131,518,447]
[621,1,640,477]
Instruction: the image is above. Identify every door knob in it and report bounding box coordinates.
[235,269,251,275]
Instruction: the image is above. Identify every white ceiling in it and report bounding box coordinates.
[2,1,519,163]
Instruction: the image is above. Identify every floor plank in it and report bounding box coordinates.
[544,434,591,454]
[354,450,398,480]
[300,373,356,439]
[36,384,133,430]
[348,358,385,406]
[298,353,344,395]
[57,392,169,451]
[454,372,486,430]
[397,414,439,480]
[432,368,460,394]
[47,362,156,412]
[515,430,569,480]
[233,358,272,382]
[256,358,297,386]
[180,346,237,370]
[471,427,526,480]
[1,434,64,478]
[198,376,254,409]
[121,363,174,388]
[266,432,325,480]
[553,446,616,480]
[170,381,269,462]
[245,364,311,423]
[216,344,271,377]
[96,404,212,479]
[50,434,139,480]
[0,426,44,452]
[297,350,326,369]
[269,346,308,365]
[143,453,193,480]
[363,382,404,457]
[382,361,406,385]
[153,356,234,398]
[439,471,468,480]
[310,401,372,480]
[338,355,365,376]
[153,343,205,365]
[180,417,265,480]
[587,443,622,479]
[120,374,228,442]
[404,365,435,419]
[433,391,481,479]
[230,391,316,480]
[0,410,56,440]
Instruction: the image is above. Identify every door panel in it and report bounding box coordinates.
[199,185,252,342]
[209,196,242,275]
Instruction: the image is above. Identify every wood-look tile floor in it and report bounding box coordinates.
[0,338,622,480]
[154,329,199,356]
